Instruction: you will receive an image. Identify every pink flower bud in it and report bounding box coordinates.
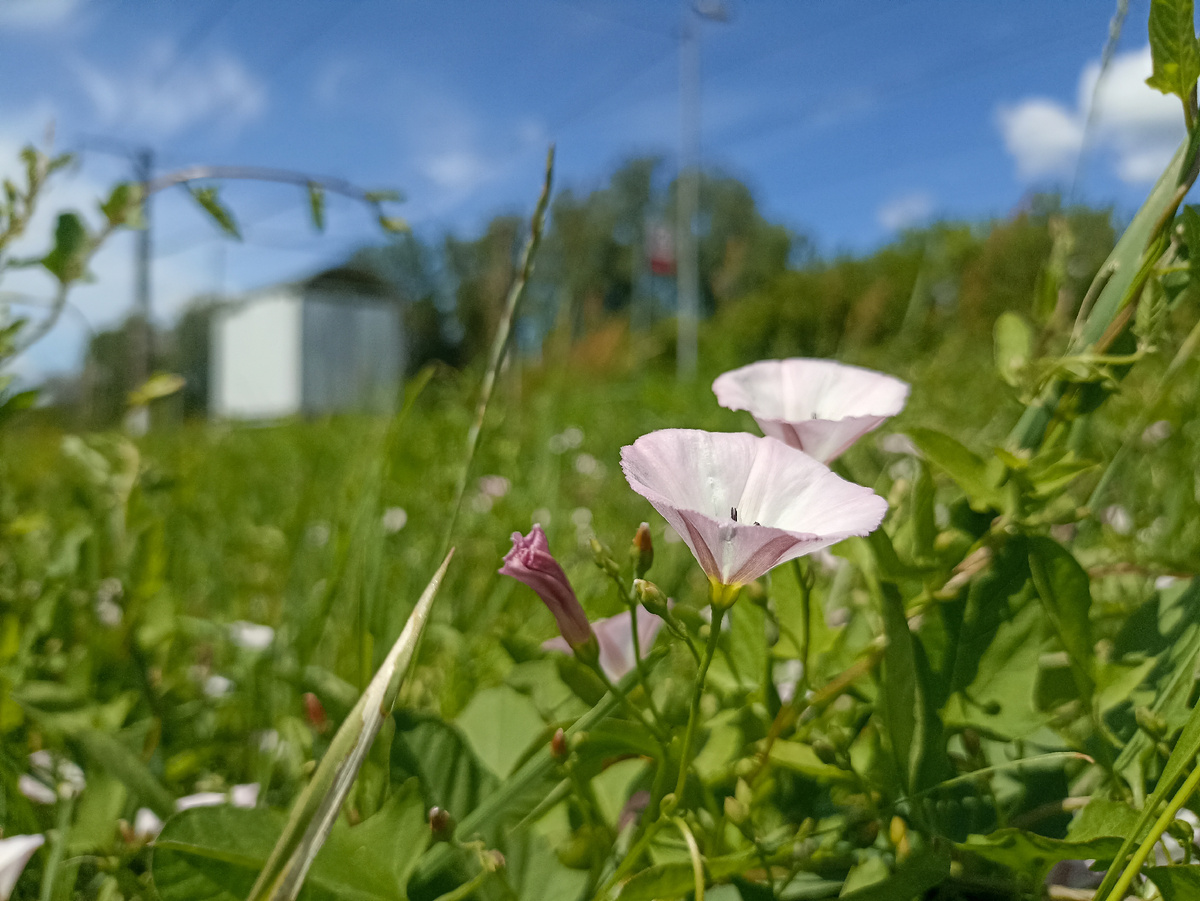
[501,525,594,649]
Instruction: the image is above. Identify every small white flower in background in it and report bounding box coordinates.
[133,808,164,841]
[531,507,552,527]
[662,527,684,545]
[94,577,124,627]
[17,774,55,805]
[1101,505,1133,536]
[230,783,259,808]
[175,792,226,811]
[255,729,281,753]
[1142,419,1172,446]
[204,675,234,698]
[0,834,44,901]
[478,475,511,498]
[306,522,331,548]
[470,493,494,514]
[879,432,919,456]
[548,426,585,454]
[229,621,274,651]
[1156,575,1179,591]
[381,506,408,534]
[24,752,85,801]
[176,783,260,811]
[773,659,804,705]
[573,453,603,477]
[571,508,594,545]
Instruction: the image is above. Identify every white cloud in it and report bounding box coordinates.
[74,41,266,140]
[997,45,1185,185]
[877,191,933,231]
[0,0,83,30]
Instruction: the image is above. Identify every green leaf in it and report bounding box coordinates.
[836,848,951,901]
[617,848,759,901]
[128,372,186,408]
[152,782,428,901]
[363,190,403,204]
[391,712,498,824]
[99,182,144,228]
[768,741,855,784]
[1147,0,1200,102]
[1068,798,1140,842]
[247,553,453,901]
[877,582,947,795]
[75,729,174,818]
[189,186,242,239]
[994,312,1032,387]
[307,183,326,232]
[377,215,409,234]
[1147,866,1200,900]
[907,427,1002,511]
[960,829,1122,884]
[1027,537,1095,691]
[454,685,546,780]
[41,212,89,284]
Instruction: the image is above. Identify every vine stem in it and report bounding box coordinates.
[589,662,669,747]
[1101,760,1200,901]
[667,598,727,811]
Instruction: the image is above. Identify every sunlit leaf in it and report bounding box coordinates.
[1146,0,1200,102]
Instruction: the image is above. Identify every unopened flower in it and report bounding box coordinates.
[621,430,887,590]
[544,608,665,681]
[713,358,909,462]
[501,525,595,651]
[0,835,44,901]
[230,783,259,808]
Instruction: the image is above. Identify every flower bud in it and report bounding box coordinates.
[501,525,594,650]
[550,727,568,761]
[631,523,653,578]
[724,795,749,825]
[633,579,670,618]
[303,692,327,733]
[589,538,622,580]
[483,849,506,873]
[428,806,455,842]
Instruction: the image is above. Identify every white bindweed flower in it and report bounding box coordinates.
[543,609,665,681]
[229,621,274,651]
[621,430,887,589]
[478,475,511,498]
[0,834,44,901]
[713,358,910,463]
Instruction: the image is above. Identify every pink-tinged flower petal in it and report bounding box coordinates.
[501,525,594,648]
[0,835,44,901]
[713,358,909,462]
[543,608,665,681]
[621,429,887,586]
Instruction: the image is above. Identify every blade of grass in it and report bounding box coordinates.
[247,550,454,901]
[440,146,554,558]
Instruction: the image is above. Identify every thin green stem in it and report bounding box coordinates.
[675,817,705,901]
[626,603,664,724]
[1102,760,1200,901]
[791,559,813,693]
[590,662,668,746]
[668,604,726,810]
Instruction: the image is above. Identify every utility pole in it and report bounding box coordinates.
[676,0,727,382]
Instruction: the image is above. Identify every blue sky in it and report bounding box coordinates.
[0,0,1185,375]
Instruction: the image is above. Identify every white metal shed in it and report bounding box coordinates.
[210,267,404,419]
